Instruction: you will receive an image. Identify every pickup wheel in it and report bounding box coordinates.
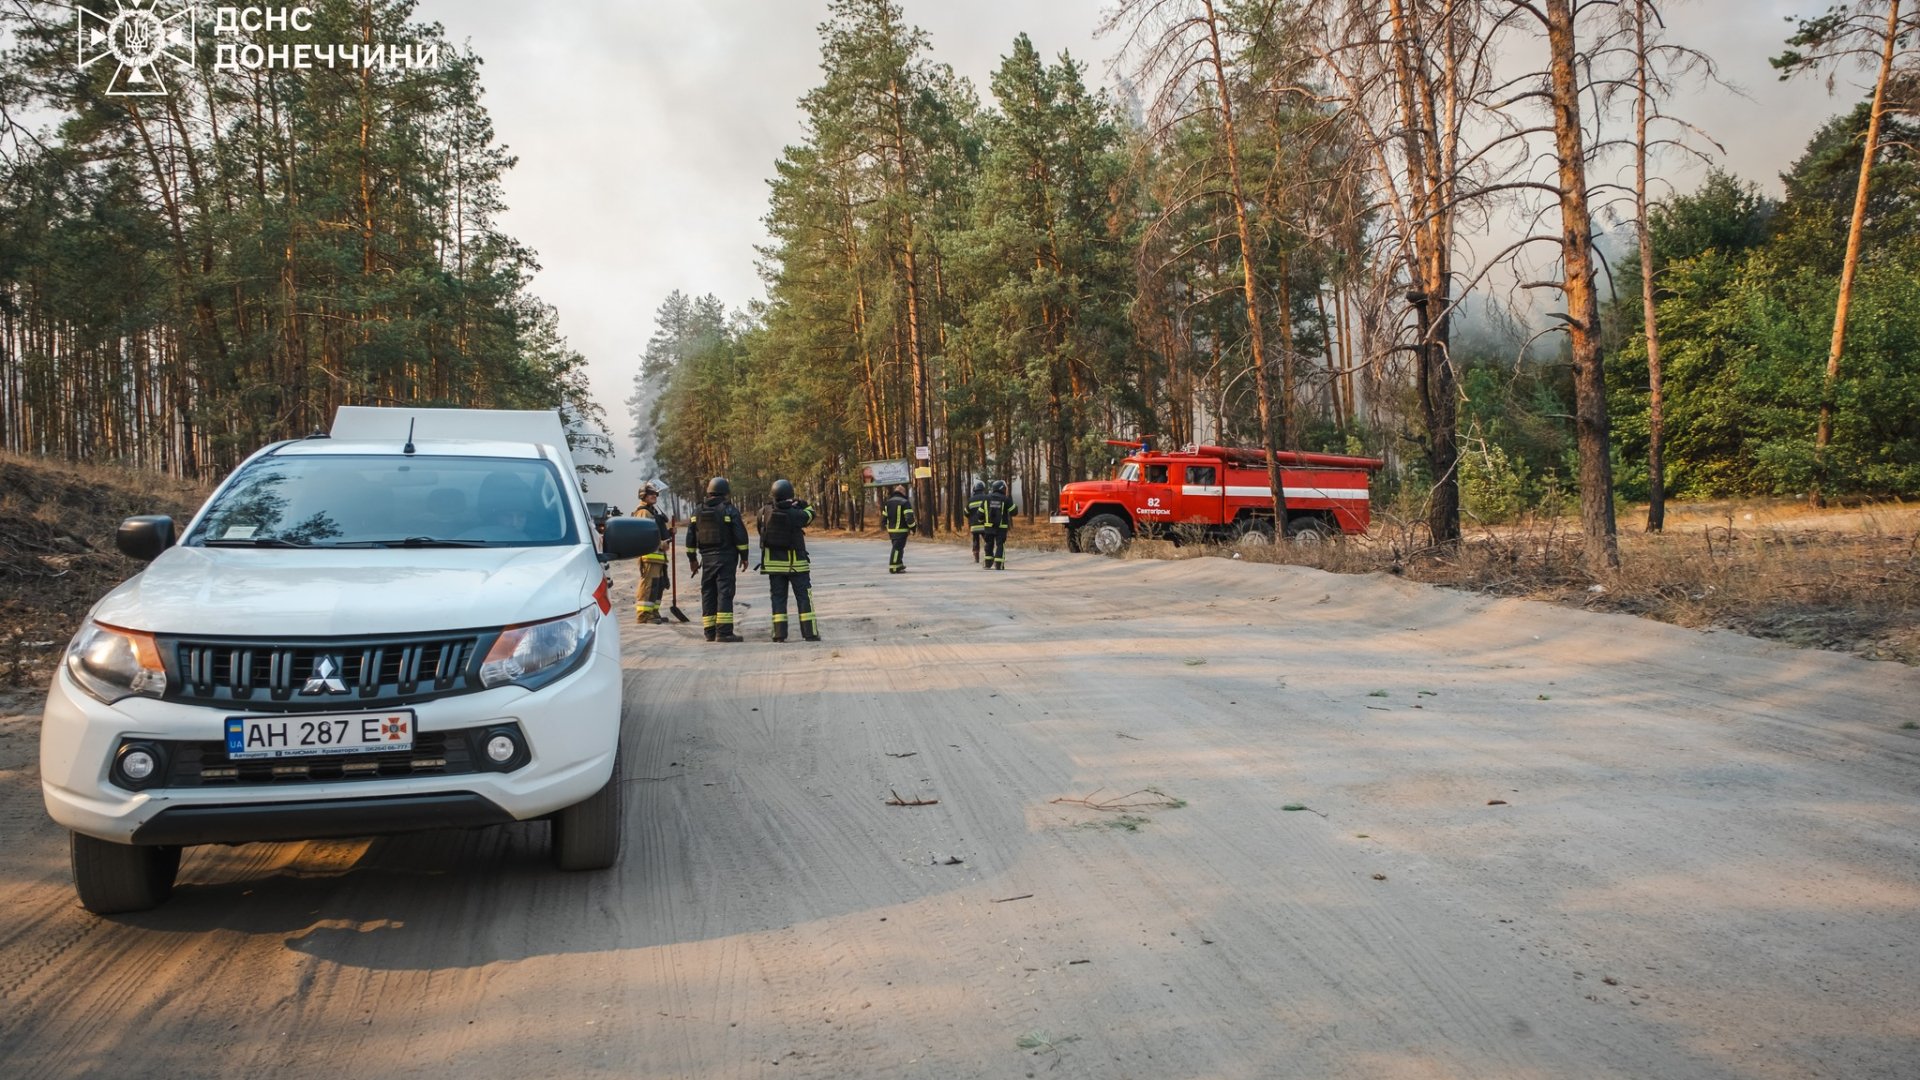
[1081,514,1132,556]
[70,832,180,914]
[552,754,624,871]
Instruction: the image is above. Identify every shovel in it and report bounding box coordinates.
[667,524,691,623]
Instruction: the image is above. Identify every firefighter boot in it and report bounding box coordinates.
[772,620,788,643]
[801,624,820,642]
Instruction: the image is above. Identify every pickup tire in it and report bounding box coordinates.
[552,754,624,871]
[1081,514,1132,556]
[71,832,180,914]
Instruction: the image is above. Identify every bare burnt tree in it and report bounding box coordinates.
[1537,0,1620,569]
[1104,0,1289,533]
[1585,0,1724,533]
[1303,0,1529,548]
[1306,0,1686,568]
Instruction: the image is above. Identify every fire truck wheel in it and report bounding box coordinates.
[1082,514,1132,556]
[1232,519,1275,547]
[1285,517,1333,544]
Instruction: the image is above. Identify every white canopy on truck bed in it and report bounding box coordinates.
[329,406,571,452]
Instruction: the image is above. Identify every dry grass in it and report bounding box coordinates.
[1052,504,1920,666]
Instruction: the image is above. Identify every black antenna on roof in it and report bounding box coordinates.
[403,417,416,456]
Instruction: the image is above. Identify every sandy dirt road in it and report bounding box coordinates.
[2,535,1917,1079]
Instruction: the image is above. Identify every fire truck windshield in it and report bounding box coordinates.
[1118,462,1140,481]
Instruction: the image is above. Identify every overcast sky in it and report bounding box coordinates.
[417,1,1870,502]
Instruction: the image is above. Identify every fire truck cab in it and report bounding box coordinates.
[1049,440,1383,554]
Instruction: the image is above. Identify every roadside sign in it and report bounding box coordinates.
[915,445,930,461]
[859,459,912,487]
[913,466,933,480]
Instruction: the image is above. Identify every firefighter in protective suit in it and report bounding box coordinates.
[984,479,1016,570]
[882,485,915,573]
[758,479,819,641]
[685,477,749,642]
[633,483,672,623]
[966,479,988,563]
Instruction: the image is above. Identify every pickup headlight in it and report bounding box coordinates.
[479,606,599,690]
[66,622,168,704]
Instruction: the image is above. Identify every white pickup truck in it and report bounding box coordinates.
[39,407,660,913]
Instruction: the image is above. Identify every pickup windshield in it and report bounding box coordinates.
[186,454,578,548]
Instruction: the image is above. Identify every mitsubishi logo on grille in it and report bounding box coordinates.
[301,655,348,695]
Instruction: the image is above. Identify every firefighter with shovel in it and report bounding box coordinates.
[633,483,673,623]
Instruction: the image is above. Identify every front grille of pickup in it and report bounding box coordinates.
[159,728,483,787]
[163,631,492,710]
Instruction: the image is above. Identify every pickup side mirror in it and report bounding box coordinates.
[116,516,176,561]
[601,516,660,561]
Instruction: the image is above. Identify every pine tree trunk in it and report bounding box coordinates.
[1546,0,1619,570]
[1201,0,1287,533]
[1387,0,1460,547]
[1812,0,1902,508]
[1635,1,1666,533]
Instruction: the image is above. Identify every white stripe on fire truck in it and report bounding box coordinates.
[1179,485,1370,501]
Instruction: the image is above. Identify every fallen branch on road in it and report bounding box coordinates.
[1050,787,1185,812]
[885,789,938,807]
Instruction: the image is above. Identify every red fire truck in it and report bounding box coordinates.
[1049,440,1385,554]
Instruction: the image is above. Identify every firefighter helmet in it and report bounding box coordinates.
[771,478,795,501]
[706,476,730,498]
[990,479,1008,495]
[971,479,986,497]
